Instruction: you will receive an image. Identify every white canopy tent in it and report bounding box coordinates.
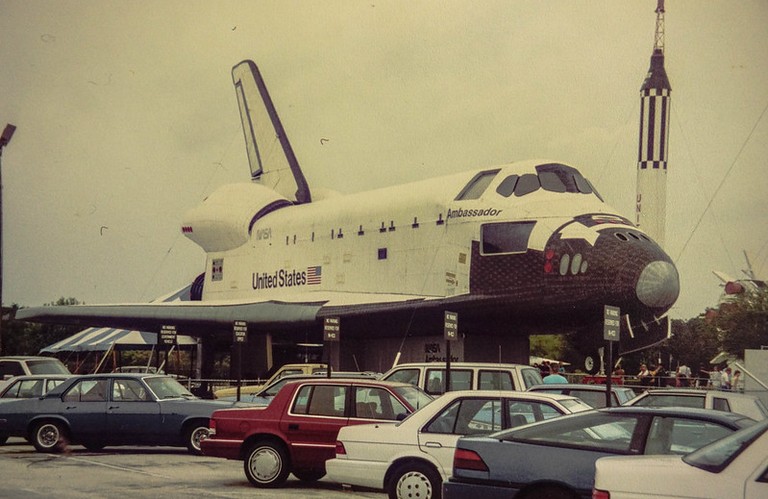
[40,327,198,353]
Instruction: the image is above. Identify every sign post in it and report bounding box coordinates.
[444,311,458,392]
[324,317,340,378]
[603,305,621,407]
[233,320,248,401]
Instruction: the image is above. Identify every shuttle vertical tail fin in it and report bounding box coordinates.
[232,61,311,204]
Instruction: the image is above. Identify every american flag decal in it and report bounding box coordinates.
[307,266,322,285]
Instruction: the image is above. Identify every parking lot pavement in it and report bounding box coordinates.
[0,438,385,499]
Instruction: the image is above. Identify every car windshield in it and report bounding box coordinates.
[262,378,294,397]
[27,359,70,375]
[683,420,768,473]
[497,411,637,453]
[144,376,195,400]
[393,385,433,411]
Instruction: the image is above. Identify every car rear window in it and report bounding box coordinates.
[634,394,705,409]
[26,359,70,375]
[501,412,638,453]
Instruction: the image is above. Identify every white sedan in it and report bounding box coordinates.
[326,389,592,499]
[593,419,768,499]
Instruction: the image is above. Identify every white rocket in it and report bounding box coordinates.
[636,0,671,248]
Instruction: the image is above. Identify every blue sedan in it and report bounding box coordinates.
[443,406,755,499]
[0,373,247,454]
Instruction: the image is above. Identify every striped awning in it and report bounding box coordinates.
[40,327,198,353]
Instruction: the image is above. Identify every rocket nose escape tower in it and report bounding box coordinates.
[636,0,671,247]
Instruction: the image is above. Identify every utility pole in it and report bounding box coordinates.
[0,123,17,355]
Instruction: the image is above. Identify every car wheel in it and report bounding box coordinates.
[292,469,325,482]
[520,485,578,499]
[388,462,442,499]
[185,423,209,455]
[32,420,67,453]
[243,441,290,487]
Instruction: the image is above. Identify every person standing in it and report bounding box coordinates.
[638,363,651,386]
[543,364,568,384]
[721,367,732,390]
[732,370,742,392]
[709,365,722,390]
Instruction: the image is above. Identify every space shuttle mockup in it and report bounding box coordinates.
[17,60,680,353]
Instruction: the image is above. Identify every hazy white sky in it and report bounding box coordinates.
[1,0,766,320]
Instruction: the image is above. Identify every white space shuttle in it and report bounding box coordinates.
[17,61,680,354]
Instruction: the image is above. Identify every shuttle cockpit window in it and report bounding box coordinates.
[536,163,603,198]
[495,175,519,197]
[481,221,536,255]
[455,169,500,200]
[494,163,604,201]
[514,174,541,196]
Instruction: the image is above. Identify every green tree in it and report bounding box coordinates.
[713,288,768,356]
[5,298,83,356]
[665,317,720,372]
[529,334,567,360]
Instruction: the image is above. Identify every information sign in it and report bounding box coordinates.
[324,317,340,342]
[604,305,620,341]
[444,311,458,341]
[233,320,248,343]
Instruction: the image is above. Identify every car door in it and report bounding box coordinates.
[106,377,161,444]
[280,383,349,468]
[59,378,109,440]
[419,396,503,477]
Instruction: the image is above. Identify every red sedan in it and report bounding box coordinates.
[200,378,432,487]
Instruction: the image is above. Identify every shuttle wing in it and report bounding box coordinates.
[15,292,445,335]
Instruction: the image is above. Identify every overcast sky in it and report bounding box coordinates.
[1,0,766,320]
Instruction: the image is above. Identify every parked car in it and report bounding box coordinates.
[528,383,636,408]
[381,362,543,396]
[213,362,328,399]
[216,372,380,404]
[326,390,592,499]
[443,406,756,499]
[0,373,247,454]
[0,374,73,399]
[593,419,768,499]
[0,356,70,382]
[626,388,768,421]
[200,378,433,488]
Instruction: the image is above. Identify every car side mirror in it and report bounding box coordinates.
[396,413,407,421]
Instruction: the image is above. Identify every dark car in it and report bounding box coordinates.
[201,378,433,488]
[528,383,637,408]
[444,406,755,499]
[0,373,247,454]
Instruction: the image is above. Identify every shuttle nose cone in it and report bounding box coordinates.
[636,260,680,308]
